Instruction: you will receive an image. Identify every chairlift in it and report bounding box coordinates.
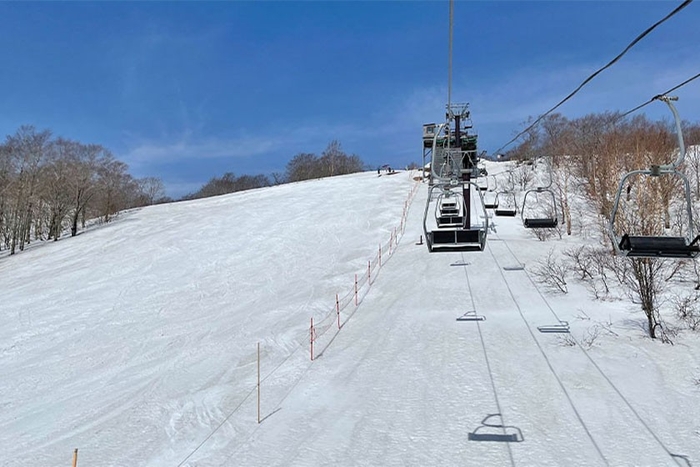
[423,182,489,252]
[521,157,558,228]
[608,96,700,258]
[494,191,517,217]
[483,191,499,209]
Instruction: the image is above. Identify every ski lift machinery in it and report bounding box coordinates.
[422,103,488,252]
[521,157,559,228]
[608,96,700,258]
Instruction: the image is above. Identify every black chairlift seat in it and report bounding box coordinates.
[440,208,459,215]
[437,215,464,227]
[429,228,485,252]
[618,234,700,258]
[495,208,517,217]
[524,217,558,229]
[483,191,499,209]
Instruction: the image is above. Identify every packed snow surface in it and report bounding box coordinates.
[2,167,699,466]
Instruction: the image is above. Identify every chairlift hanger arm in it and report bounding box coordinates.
[654,95,686,171]
[535,155,555,190]
[607,169,651,243]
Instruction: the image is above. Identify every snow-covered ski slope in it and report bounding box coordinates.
[2,167,699,467]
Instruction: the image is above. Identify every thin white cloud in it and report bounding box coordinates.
[121,119,373,170]
[123,135,281,167]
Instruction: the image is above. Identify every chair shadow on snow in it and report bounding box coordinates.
[456,310,485,321]
[468,413,524,443]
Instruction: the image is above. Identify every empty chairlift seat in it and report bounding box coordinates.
[494,192,516,216]
[521,188,558,229]
[429,228,485,251]
[483,193,499,209]
[618,234,700,258]
[437,215,464,227]
[437,201,463,227]
[523,217,558,228]
[440,207,459,215]
[495,207,517,217]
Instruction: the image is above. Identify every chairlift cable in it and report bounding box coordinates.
[493,0,693,155]
[448,0,453,111]
[619,71,700,119]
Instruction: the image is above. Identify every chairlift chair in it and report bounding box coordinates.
[521,188,558,228]
[423,182,489,252]
[521,156,558,228]
[494,191,517,217]
[436,194,464,227]
[483,191,499,209]
[608,96,700,259]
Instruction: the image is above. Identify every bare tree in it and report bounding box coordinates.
[285,142,364,183]
[3,126,52,254]
[286,152,319,182]
[0,126,166,252]
[184,172,270,200]
[92,154,135,223]
[67,143,104,236]
[320,140,342,176]
[41,139,73,240]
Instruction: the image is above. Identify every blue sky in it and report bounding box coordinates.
[1,1,699,198]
